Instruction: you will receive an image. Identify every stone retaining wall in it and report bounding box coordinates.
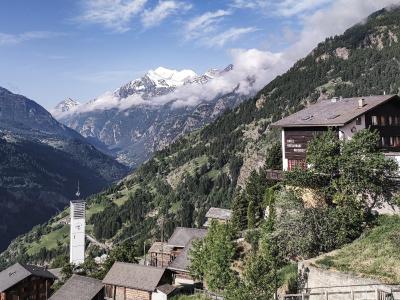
[298,262,400,300]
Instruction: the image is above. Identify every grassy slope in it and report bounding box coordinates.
[315,216,400,284]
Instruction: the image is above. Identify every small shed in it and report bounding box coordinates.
[0,263,56,300]
[148,242,177,267]
[203,207,232,227]
[103,262,172,300]
[49,274,104,300]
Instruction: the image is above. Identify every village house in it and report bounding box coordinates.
[0,263,56,300]
[271,95,400,171]
[203,207,232,227]
[166,228,207,285]
[103,262,175,300]
[147,227,207,286]
[49,274,104,300]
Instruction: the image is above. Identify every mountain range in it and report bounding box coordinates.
[52,64,245,167]
[0,87,128,251]
[2,6,400,267]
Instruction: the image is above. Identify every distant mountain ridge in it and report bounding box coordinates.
[53,64,244,167]
[0,87,128,251]
[51,98,80,118]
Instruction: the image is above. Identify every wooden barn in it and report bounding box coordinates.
[103,262,175,300]
[148,242,177,268]
[203,207,232,227]
[0,263,56,300]
[166,228,207,286]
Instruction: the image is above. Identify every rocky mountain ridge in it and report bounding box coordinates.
[53,64,244,167]
[0,87,128,251]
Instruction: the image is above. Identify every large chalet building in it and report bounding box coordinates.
[271,95,400,171]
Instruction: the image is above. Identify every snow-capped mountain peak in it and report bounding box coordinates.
[51,98,81,117]
[204,68,220,78]
[53,64,243,167]
[55,65,235,117]
[146,67,197,87]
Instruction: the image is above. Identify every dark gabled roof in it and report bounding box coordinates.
[271,95,398,128]
[0,263,56,292]
[157,283,176,295]
[48,268,62,280]
[168,239,196,272]
[168,228,207,273]
[49,275,103,300]
[167,227,207,247]
[103,262,165,292]
[205,207,232,220]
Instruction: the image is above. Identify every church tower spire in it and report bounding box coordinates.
[70,181,85,265]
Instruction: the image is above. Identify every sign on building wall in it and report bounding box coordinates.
[285,130,323,159]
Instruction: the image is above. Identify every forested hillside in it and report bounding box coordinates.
[0,87,128,251]
[2,7,400,267]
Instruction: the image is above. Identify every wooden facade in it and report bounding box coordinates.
[365,98,400,149]
[284,127,328,160]
[149,251,179,268]
[148,242,182,268]
[103,263,172,300]
[105,285,152,300]
[284,127,328,170]
[282,97,400,170]
[0,276,54,300]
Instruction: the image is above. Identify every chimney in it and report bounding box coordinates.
[331,97,338,103]
[358,98,365,108]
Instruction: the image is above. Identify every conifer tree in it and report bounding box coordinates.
[247,200,256,229]
[231,190,248,230]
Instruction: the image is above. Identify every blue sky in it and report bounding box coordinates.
[0,0,397,109]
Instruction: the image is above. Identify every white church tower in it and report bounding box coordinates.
[70,183,85,265]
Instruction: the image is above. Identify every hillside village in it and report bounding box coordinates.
[2,93,400,299]
[2,5,400,300]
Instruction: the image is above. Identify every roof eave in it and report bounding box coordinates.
[278,123,345,128]
[167,266,188,272]
[271,95,399,129]
[101,281,155,292]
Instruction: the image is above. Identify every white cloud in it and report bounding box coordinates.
[274,0,333,17]
[162,0,400,108]
[78,0,147,32]
[141,1,192,28]
[231,0,333,16]
[230,0,268,9]
[183,10,255,47]
[202,27,258,48]
[0,31,61,46]
[287,0,400,60]
[73,0,400,114]
[184,9,232,40]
